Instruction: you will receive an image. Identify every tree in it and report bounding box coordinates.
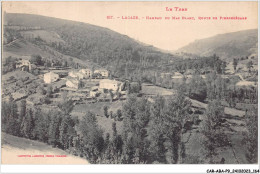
[46,85,53,98]
[109,90,114,102]
[246,61,253,73]
[58,99,74,116]
[34,109,50,143]
[48,113,62,147]
[111,122,123,161]
[148,96,167,163]
[79,112,104,163]
[116,88,121,100]
[20,109,35,139]
[110,111,113,119]
[163,91,191,164]
[188,73,207,102]
[59,115,76,150]
[19,100,26,124]
[201,100,226,163]
[104,106,109,118]
[233,58,238,72]
[112,122,117,138]
[2,100,20,136]
[221,61,227,74]
[116,109,122,121]
[62,61,68,67]
[30,54,42,65]
[121,134,135,164]
[244,109,258,163]
[122,96,151,163]
[105,133,110,150]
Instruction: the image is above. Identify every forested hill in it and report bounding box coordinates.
[4,13,178,79]
[176,29,258,61]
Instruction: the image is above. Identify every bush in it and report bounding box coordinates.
[192,115,200,125]
[116,109,123,121]
[40,96,51,104]
[103,106,109,118]
[30,55,42,65]
[37,86,46,95]
[189,92,207,102]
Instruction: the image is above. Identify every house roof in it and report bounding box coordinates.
[100,79,119,84]
[44,71,59,76]
[67,78,80,84]
[94,69,108,72]
[80,68,92,72]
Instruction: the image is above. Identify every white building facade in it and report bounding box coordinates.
[79,69,92,78]
[99,79,121,91]
[69,71,85,80]
[44,72,59,83]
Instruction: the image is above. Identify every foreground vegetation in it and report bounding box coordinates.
[2,13,258,164]
[2,86,257,164]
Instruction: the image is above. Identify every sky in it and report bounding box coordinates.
[2,1,258,51]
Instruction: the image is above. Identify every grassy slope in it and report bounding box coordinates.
[2,70,36,81]
[3,39,50,59]
[1,133,89,164]
[3,38,100,69]
[71,100,124,135]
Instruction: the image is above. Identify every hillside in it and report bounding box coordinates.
[4,13,177,79]
[3,39,51,58]
[3,38,99,69]
[176,29,258,61]
[1,133,89,164]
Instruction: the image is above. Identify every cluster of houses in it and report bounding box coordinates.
[43,68,109,84]
[43,67,126,102]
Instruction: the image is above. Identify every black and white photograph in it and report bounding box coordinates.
[0,1,258,171]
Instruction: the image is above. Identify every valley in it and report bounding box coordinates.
[1,12,258,165]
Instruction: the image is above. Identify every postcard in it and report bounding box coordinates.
[1,1,258,173]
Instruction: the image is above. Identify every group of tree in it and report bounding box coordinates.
[30,54,43,65]
[126,81,142,94]
[225,86,258,107]
[2,98,77,150]
[244,109,258,163]
[163,54,226,75]
[2,56,17,74]
[3,28,22,44]
[3,88,204,164]
[103,106,123,121]
[201,100,230,163]
[2,86,257,164]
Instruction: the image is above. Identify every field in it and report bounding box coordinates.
[142,83,174,96]
[2,70,36,81]
[72,100,125,117]
[1,133,89,164]
[71,100,125,135]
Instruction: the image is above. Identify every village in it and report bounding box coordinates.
[2,54,257,165]
[2,57,131,108]
[3,55,257,108]
[1,3,258,167]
